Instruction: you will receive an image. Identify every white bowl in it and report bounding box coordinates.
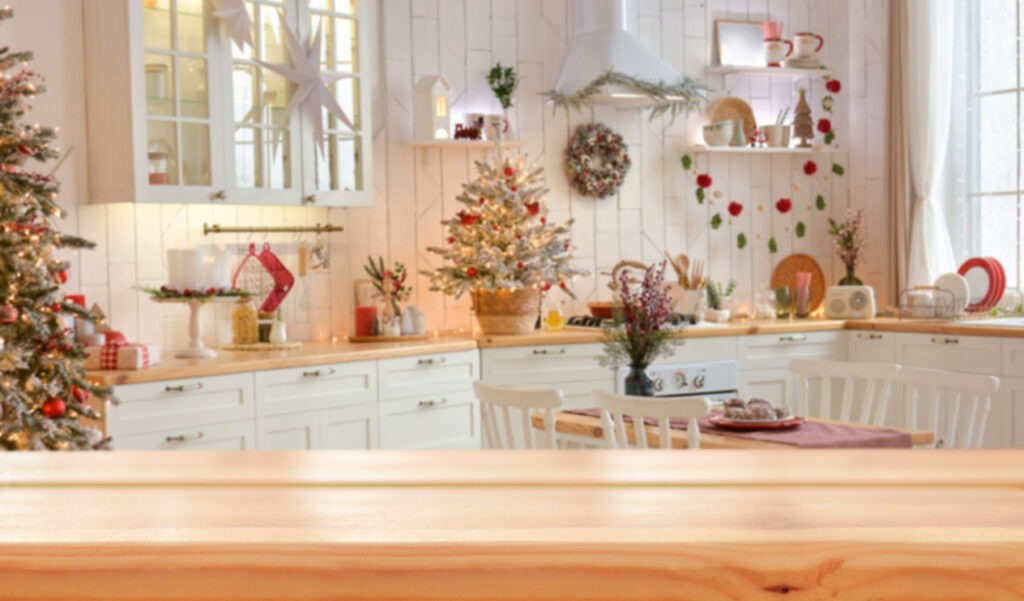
[703,121,734,147]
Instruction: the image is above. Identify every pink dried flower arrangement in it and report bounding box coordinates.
[598,261,677,368]
[828,209,866,273]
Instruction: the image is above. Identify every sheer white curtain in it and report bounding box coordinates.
[904,0,958,286]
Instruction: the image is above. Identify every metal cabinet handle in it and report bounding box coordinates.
[166,432,204,443]
[303,368,336,378]
[931,337,959,345]
[303,194,317,205]
[165,383,203,393]
[857,333,883,340]
[532,348,567,355]
[779,335,807,342]
[211,190,226,201]
[417,357,447,365]
[418,398,448,408]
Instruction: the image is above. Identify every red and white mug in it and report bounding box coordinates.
[793,32,824,59]
[764,39,793,67]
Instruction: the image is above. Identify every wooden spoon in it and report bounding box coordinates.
[677,255,690,288]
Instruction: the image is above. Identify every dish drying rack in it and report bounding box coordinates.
[897,287,965,321]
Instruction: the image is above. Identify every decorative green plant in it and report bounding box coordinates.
[707,280,737,310]
[487,63,517,109]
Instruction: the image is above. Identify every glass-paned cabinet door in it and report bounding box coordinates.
[141,0,223,201]
[300,0,371,206]
[223,0,303,204]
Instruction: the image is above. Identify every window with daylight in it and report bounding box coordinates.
[953,0,1023,290]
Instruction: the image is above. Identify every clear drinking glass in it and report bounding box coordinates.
[775,286,792,319]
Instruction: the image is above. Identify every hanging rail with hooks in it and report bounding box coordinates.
[202,223,344,236]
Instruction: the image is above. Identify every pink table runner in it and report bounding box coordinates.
[566,409,914,449]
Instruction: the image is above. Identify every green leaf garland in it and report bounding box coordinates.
[696,187,705,204]
[816,195,827,211]
[681,154,692,171]
[795,221,807,238]
[737,233,747,249]
[710,213,722,229]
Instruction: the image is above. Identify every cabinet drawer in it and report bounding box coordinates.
[481,343,607,385]
[112,420,256,451]
[738,331,847,370]
[378,350,478,401]
[1003,340,1024,377]
[659,337,739,363]
[848,331,897,363]
[254,362,376,417]
[893,333,1000,375]
[107,374,254,438]
[379,390,479,449]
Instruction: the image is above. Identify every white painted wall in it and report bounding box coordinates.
[5,0,888,349]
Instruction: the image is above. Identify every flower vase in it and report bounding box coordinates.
[624,364,654,397]
[839,267,863,286]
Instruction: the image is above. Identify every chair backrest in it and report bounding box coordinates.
[473,381,564,449]
[790,359,901,425]
[897,366,999,449]
[591,389,711,450]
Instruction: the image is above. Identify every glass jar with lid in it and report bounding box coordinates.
[231,297,259,345]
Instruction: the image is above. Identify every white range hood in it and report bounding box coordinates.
[553,0,684,107]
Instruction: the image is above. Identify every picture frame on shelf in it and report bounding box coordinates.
[715,20,764,68]
[353,278,380,307]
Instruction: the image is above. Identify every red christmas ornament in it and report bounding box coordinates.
[457,211,479,226]
[817,118,832,134]
[206,287,217,295]
[71,386,90,403]
[826,79,842,94]
[696,173,713,189]
[541,282,553,291]
[55,269,68,284]
[511,186,518,192]
[803,160,818,176]
[504,167,514,177]
[525,202,540,216]
[183,289,193,296]
[41,398,66,419]
[0,304,16,324]
[515,235,522,241]
[478,197,486,204]
[50,302,60,312]
[564,242,570,250]
[492,225,499,232]
[540,217,547,225]
[775,198,793,214]
[447,237,455,244]
[16,144,35,156]
[517,262,524,269]
[559,281,567,289]
[466,267,478,278]
[727,201,743,217]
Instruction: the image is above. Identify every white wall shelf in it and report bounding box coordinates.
[707,65,832,78]
[404,140,524,149]
[685,145,836,155]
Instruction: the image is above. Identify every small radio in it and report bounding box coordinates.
[824,285,877,319]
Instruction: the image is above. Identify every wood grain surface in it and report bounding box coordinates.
[0,451,1022,600]
[535,411,935,449]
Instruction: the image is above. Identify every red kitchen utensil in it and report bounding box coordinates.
[987,257,1007,308]
[232,243,295,313]
[958,257,999,312]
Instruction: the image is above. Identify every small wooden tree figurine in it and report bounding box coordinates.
[792,88,814,148]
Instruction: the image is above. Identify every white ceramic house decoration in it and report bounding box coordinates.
[414,75,452,140]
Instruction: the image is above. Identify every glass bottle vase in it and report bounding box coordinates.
[624,364,654,397]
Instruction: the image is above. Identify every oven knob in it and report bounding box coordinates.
[693,374,706,389]
[653,378,664,393]
[674,371,687,387]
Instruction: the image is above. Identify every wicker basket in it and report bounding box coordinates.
[471,287,540,335]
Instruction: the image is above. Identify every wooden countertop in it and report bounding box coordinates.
[88,338,477,386]
[477,318,848,348]
[848,316,1024,339]
[1,450,1022,599]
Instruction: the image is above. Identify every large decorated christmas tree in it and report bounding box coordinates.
[426,147,585,299]
[0,8,111,450]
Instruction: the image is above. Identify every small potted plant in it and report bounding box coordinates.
[486,62,517,140]
[828,208,866,285]
[705,279,737,323]
[598,262,677,396]
[365,256,411,335]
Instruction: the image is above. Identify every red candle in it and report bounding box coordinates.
[354,306,377,337]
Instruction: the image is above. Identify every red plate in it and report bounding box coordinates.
[709,415,806,430]
[958,258,998,312]
[987,257,1007,309]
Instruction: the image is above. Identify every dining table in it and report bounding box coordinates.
[532,409,935,449]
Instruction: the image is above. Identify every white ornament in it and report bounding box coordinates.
[212,0,253,52]
[257,12,355,155]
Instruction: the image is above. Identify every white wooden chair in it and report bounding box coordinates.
[790,359,901,426]
[473,381,564,449]
[591,389,711,450]
[897,366,999,449]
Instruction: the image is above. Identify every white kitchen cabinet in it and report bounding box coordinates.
[106,373,255,443]
[848,331,897,363]
[378,351,481,449]
[480,343,615,410]
[83,0,372,206]
[892,333,1001,375]
[256,406,376,450]
[736,331,846,405]
[113,419,257,450]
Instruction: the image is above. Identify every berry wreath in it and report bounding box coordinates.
[565,123,631,198]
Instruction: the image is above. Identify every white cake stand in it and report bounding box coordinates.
[152,297,231,359]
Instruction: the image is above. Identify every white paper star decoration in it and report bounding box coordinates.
[257,11,355,155]
[212,0,253,52]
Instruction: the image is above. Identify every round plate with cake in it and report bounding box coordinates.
[711,398,805,430]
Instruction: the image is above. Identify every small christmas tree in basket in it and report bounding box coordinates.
[0,8,113,450]
[425,145,586,335]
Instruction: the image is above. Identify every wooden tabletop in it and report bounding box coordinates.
[535,411,935,449]
[0,450,1021,600]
